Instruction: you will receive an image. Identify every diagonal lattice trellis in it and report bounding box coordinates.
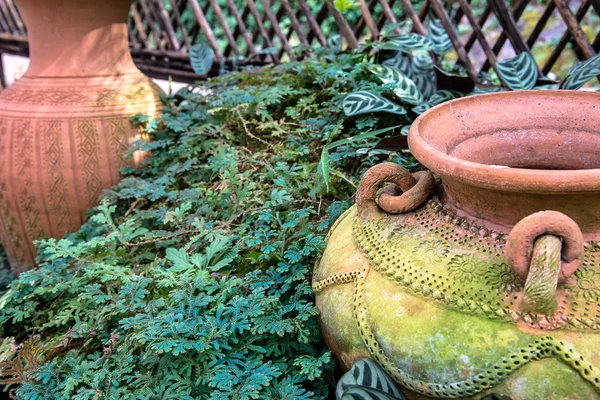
[0,0,597,84]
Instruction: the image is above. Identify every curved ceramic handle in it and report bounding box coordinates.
[356,162,435,221]
[505,211,584,314]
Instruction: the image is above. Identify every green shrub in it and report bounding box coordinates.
[0,40,422,399]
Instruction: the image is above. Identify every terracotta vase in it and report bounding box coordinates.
[0,0,162,273]
[315,91,600,399]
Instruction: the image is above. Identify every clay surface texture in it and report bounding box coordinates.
[0,0,162,272]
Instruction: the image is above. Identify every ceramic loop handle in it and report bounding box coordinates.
[505,211,584,314]
[356,162,435,221]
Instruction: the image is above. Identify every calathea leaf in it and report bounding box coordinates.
[411,54,435,75]
[428,89,465,106]
[190,43,213,76]
[473,85,505,94]
[385,33,434,53]
[336,358,405,400]
[341,387,405,400]
[411,103,431,115]
[382,52,411,76]
[412,73,436,100]
[429,19,453,55]
[328,34,343,50]
[366,64,423,105]
[496,52,538,90]
[560,53,600,90]
[342,91,407,116]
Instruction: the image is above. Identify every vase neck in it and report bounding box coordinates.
[16,0,139,77]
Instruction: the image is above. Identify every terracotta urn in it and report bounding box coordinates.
[0,0,162,273]
[315,91,600,399]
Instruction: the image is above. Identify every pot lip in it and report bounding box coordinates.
[408,90,600,193]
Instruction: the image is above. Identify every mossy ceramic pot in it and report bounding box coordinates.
[314,91,600,399]
[0,0,162,273]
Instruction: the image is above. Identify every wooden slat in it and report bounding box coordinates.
[297,0,327,46]
[356,0,378,36]
[481,0,529,73]
[131,4,150,47]
[457,0,502,80]
[188,0,223,58]
[257,0,295,60]
[155,0,181,50]
[245,0,279,62]
[543,0,594,74]
[281,0,309,46]
[138,0,166,50]
[378,0,399,32]
[464,5,491,53]
[357,0,379,39]
[429,0,479,83]
[0,3,11,33]
[417,0,430,23]
[489,0,531,54]
[5,0,24,35]
[0,1,17,34]
[224,0,256,55]
[553,0,595,59]
[400,0,427,35]
[167,0,192,51]
[209,0,241,57]
[526,1,556,48]
[326,0,359,48]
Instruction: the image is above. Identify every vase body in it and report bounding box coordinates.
[0,0,162,273]
[315,91,600,399]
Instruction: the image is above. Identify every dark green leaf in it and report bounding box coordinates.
[496,52,538,90]
[560,53,600,90]
[342,91,407,116]
[428,90,465,106]
[411,103,430,114]
[341,387,405,400]
[366,64,423,105]
[429,19,452,55]
[336,359,405,400]
[382,53,411,76]
[385,33,434,53]
[189,43,213,76]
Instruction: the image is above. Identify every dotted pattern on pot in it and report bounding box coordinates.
[350,198,600,331]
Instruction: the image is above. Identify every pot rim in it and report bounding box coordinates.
[408,90,600,193]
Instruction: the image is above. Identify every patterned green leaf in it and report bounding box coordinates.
[411,103,431,115]
[336,359,405,400]
[560,53,600,90]
[385,33,434,53]
[341,387,404,400]
[473,86,505,94]
[189,43,213,76]
[496,52,538,90]
[412,73,436,100]
[342,91,407,116]
[382,53,411,76]
[366,64,423,105]
[328,34,342,50]
[429,19,452,55]
[428,90,465,106]
[411,55,434,75]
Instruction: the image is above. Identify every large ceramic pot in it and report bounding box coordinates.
[0,0,162,273]
[314,91,600,399]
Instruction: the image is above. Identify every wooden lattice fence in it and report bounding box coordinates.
[0,0,597,84]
